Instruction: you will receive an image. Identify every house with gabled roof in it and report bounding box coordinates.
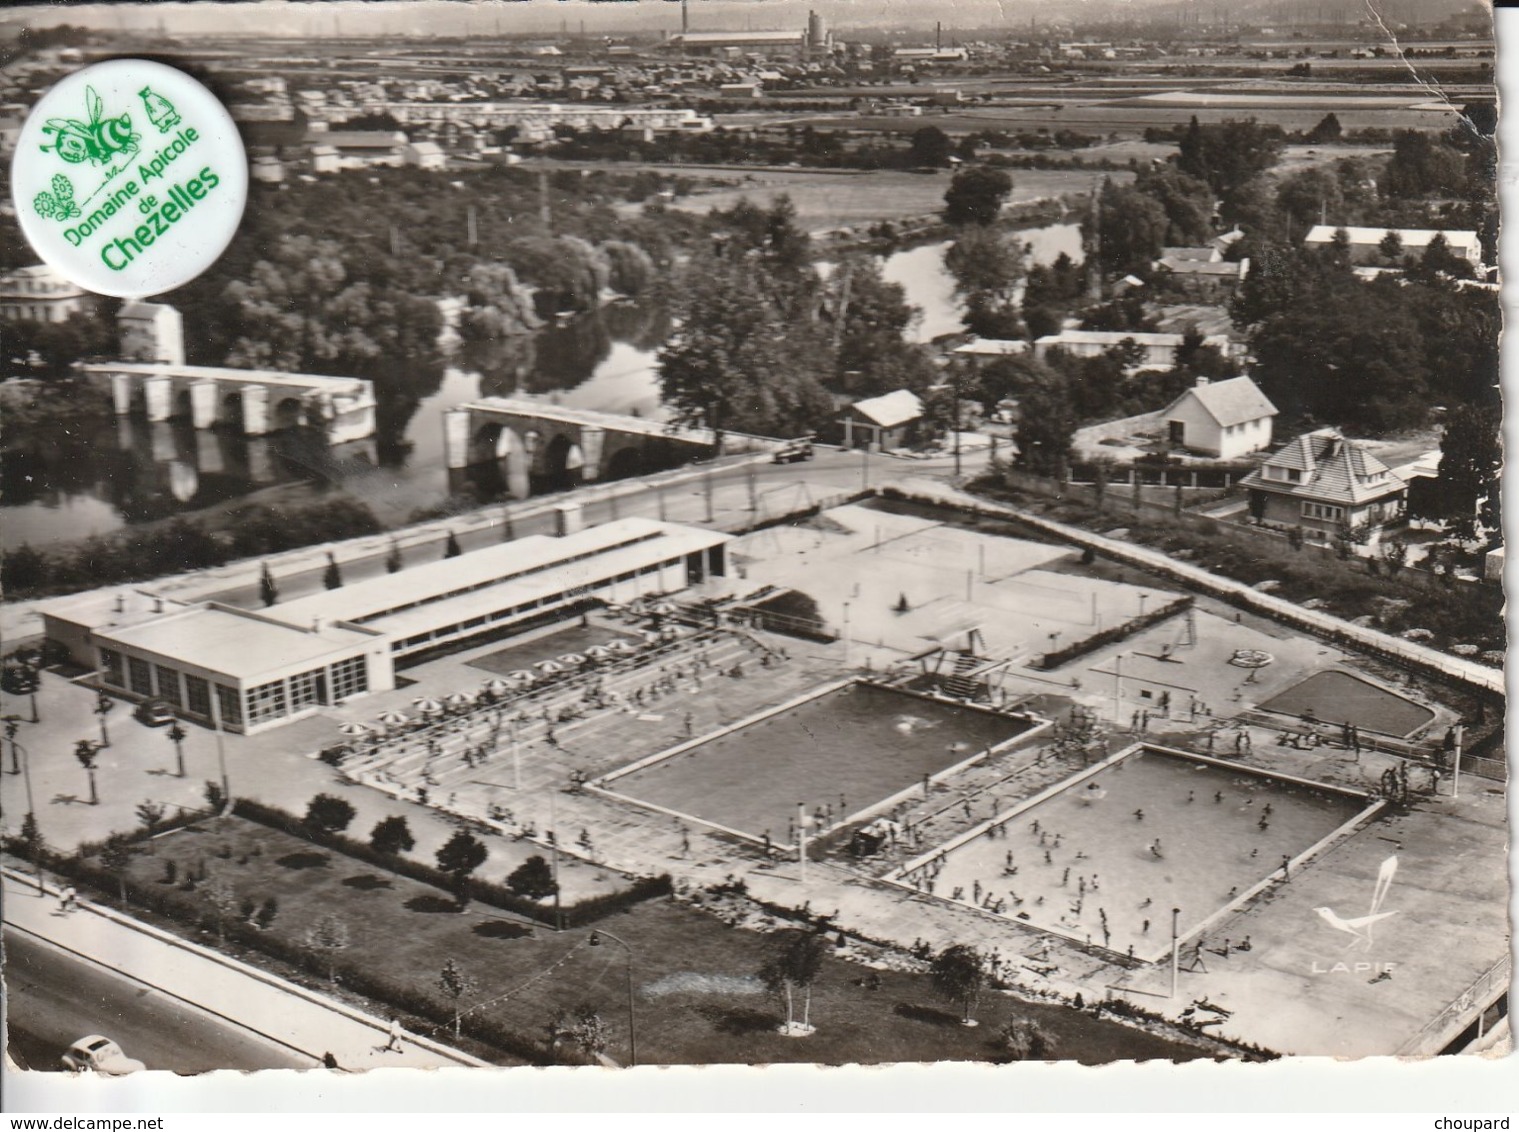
[1240,428,1407,537]
[1160,376,1277,459]
[838,389,924,450]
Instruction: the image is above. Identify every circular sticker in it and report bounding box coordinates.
[11,58,248,299]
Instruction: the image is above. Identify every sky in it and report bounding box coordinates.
[1,0,1148,40]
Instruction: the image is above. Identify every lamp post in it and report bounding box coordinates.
[1451,723,1464,799]
[74,739,103,806]
[796,800,808,887]
[94,692,115,748]
[166,720,187,778]
[588,929,637,1067]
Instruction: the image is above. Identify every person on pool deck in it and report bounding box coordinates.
[1133,808,1145,821]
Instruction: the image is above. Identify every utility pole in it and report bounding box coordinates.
[703,468,714,523]
[796,800,808,887]
[951,364,963,479]
[1170,907,1181,998]
[1451,723,1464,799]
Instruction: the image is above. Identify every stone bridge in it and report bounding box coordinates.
[78,361,377,443]
[443,397,778,494]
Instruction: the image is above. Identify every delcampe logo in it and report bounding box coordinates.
[1310,856,1399,975]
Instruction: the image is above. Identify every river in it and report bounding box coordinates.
[0,222,1083,548]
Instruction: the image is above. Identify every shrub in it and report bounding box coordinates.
[304,793,357,836]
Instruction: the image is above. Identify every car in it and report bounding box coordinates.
[133,699,175,727]
[772,439,814,464]
[61,1036,145,1076]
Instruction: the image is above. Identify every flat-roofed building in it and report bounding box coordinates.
[1033,329,1236,369]
[43,519,730,732]
[0,263,91,324]
[1303,225,1483,270]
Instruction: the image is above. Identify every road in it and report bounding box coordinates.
[3,927,311,1074]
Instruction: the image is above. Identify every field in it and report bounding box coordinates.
[1258,670,1435,738]
[664,167,1111,230]
[896,747,1373,958]
[605,682,1036,842]
[104,815,1206,1066]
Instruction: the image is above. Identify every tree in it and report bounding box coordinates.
[1177,116,1285,197]
[1000,1017,1057,1061]
[507,854,558,900]
[826,258,936,397]
[1090,180,1169,278]
[204,875,239,943]
[204,779,227,814]
[259,561,278,607]
[943,166,1013,226]
[74,740,100,805]
[304,793,357,836]
[135,799,167,839]
[436,829,489,905]
[908,125,953,168]
[93,692,114,748]
[930,944,987,1025]
[1014,367,1077,478]
[98,836,135,908]
[1377,231,1405,263]
[322,552,343,590]
[304,912,351,983]
[385,538,403,574]
[370,815,415,856]
[1435,403,1502,541]
[0,660,40,723]
[1382,130,1467,199]
[1134,165,1214,247]
[443,530,462,559]
[945,226,1025,338]
[552,1004,610,1064]
[19,811,45,890]
[1306,112,1343,144]
[658,255,834,443]
[166,720,187,778]
[758,929,827,1035]
[437,958,477,1038]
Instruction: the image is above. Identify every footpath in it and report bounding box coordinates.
[2,868,487,1072]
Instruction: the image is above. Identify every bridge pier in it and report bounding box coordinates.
[240,385,270,437]
[189,380,220,429]
[443,409,472,470]
[110,373,134,416]
[579,424,605,482]
[143,374,174,423]
[195,430,225,474]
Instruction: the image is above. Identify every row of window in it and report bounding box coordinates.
[392,558,680,654]
[1301,502,1344,521]
[98,648,369,727]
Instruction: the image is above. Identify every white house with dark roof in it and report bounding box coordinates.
[1159,376,1277,459]
[1240,428,1406,537]
[838,389,924,450]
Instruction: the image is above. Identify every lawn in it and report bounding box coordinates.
[106,816,1208,1066]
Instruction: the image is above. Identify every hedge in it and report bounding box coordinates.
[1035,595,1194,670]
[230,797,672,929]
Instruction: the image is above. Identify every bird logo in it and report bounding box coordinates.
[1314,856,1398,952]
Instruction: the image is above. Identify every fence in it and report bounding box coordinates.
[879,483,1505,698]
[1396,952,1511,1055]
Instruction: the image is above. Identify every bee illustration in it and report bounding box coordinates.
[41,86,140,166]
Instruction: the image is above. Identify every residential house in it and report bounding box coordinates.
[310,144,341,174]
[1240,428,1406,537]
[0,264,91,324]
[315,130,408,170]
[250,154,286,184]
[1154,254,1249,301]
[1159,376,1277,459]
[838,389,924,450]
[402,140,446,170]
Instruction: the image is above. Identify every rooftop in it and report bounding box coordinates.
[952,339,1030,357]
[265,519,730,632]
[96,604,379,678]
[1303,225,1480,251]
[1242,429,1401,505]
[1165,376,1278,428]
[845,389,924,429]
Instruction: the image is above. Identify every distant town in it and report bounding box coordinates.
[0,0,1505,1082]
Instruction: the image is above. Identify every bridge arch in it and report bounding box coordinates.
[468,420,531,498]
[541,433,584,490]
[273,396,306,432]
[221,392,245,430]
[175,387,194,420]
[603,443,644,482]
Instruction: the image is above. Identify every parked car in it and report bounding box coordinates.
[772,439,814,464]
[61,1036,145,1075]
[133,699,175,727]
